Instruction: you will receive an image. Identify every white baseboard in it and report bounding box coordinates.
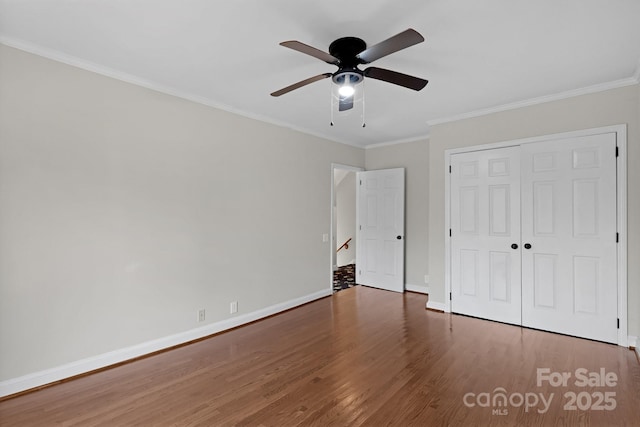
[0,288,332,398]
[426,300,446,312]
[405,284,429,294]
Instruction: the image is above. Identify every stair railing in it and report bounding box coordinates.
[337,237,352,253]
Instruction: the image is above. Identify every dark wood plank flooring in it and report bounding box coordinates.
[1,286,639,426]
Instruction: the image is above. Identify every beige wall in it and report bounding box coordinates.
[0,45,365,381]
[428,84,640,337]
[366,139,430,289]
[2,40,637,389]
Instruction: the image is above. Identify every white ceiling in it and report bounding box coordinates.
[1,1,640,148]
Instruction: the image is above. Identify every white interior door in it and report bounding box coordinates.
[450,147,522,325]
[356,168,405,292]
[520,133,618,343]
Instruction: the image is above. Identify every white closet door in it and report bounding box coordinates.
[450,147,522,325]
[520,133,618,343]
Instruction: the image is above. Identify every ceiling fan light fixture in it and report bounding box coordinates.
[338,84,355,97]
[332,71,364,85]
[333,70,363,98]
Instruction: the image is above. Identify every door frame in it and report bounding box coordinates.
[443,124,628,346]
[330,163,364,293]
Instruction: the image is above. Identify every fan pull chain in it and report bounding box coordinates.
[361,80,366,128]
[330,80,334,126]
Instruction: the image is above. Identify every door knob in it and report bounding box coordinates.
[511,243,518,249]
[397,236,402,240]
[524,243,532,249]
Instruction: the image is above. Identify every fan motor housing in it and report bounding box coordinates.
[329,37,367,67]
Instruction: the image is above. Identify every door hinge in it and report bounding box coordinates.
[359,270,362,276]
[449,165,452,173]
[359,225,362,230]
[616,232,619,243]
[617,318,620,329]
[616,146,619,157]
[449,292,452,301]
[449,229,452,237]
[359,179,362,185]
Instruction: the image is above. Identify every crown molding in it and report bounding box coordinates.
[0,37,366,148]
[633,58,640,83]
[365,132,430,150]
[1,37,428,150]
[427,75,640,127]
[3,38,638,149]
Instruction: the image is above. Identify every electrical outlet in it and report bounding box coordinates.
[198,309,205,322]
[230,301,238,314]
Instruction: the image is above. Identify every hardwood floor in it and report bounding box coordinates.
[1,286,639,426]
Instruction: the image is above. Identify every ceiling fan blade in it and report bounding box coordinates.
[364,67,428,91]
[270,73,332,97]
[356,29,424,64]
[339,96,354,111]
[280,41,340,65]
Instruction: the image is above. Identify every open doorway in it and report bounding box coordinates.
[331,164,362,292]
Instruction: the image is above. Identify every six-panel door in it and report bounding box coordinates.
[520,133,618,343]
[356,168,405,293]
[451,147,522,325]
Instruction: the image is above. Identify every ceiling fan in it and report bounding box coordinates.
[271,29,428,112]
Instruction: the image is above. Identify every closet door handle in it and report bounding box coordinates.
[511,243,518,249]
[524,243,532,249]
